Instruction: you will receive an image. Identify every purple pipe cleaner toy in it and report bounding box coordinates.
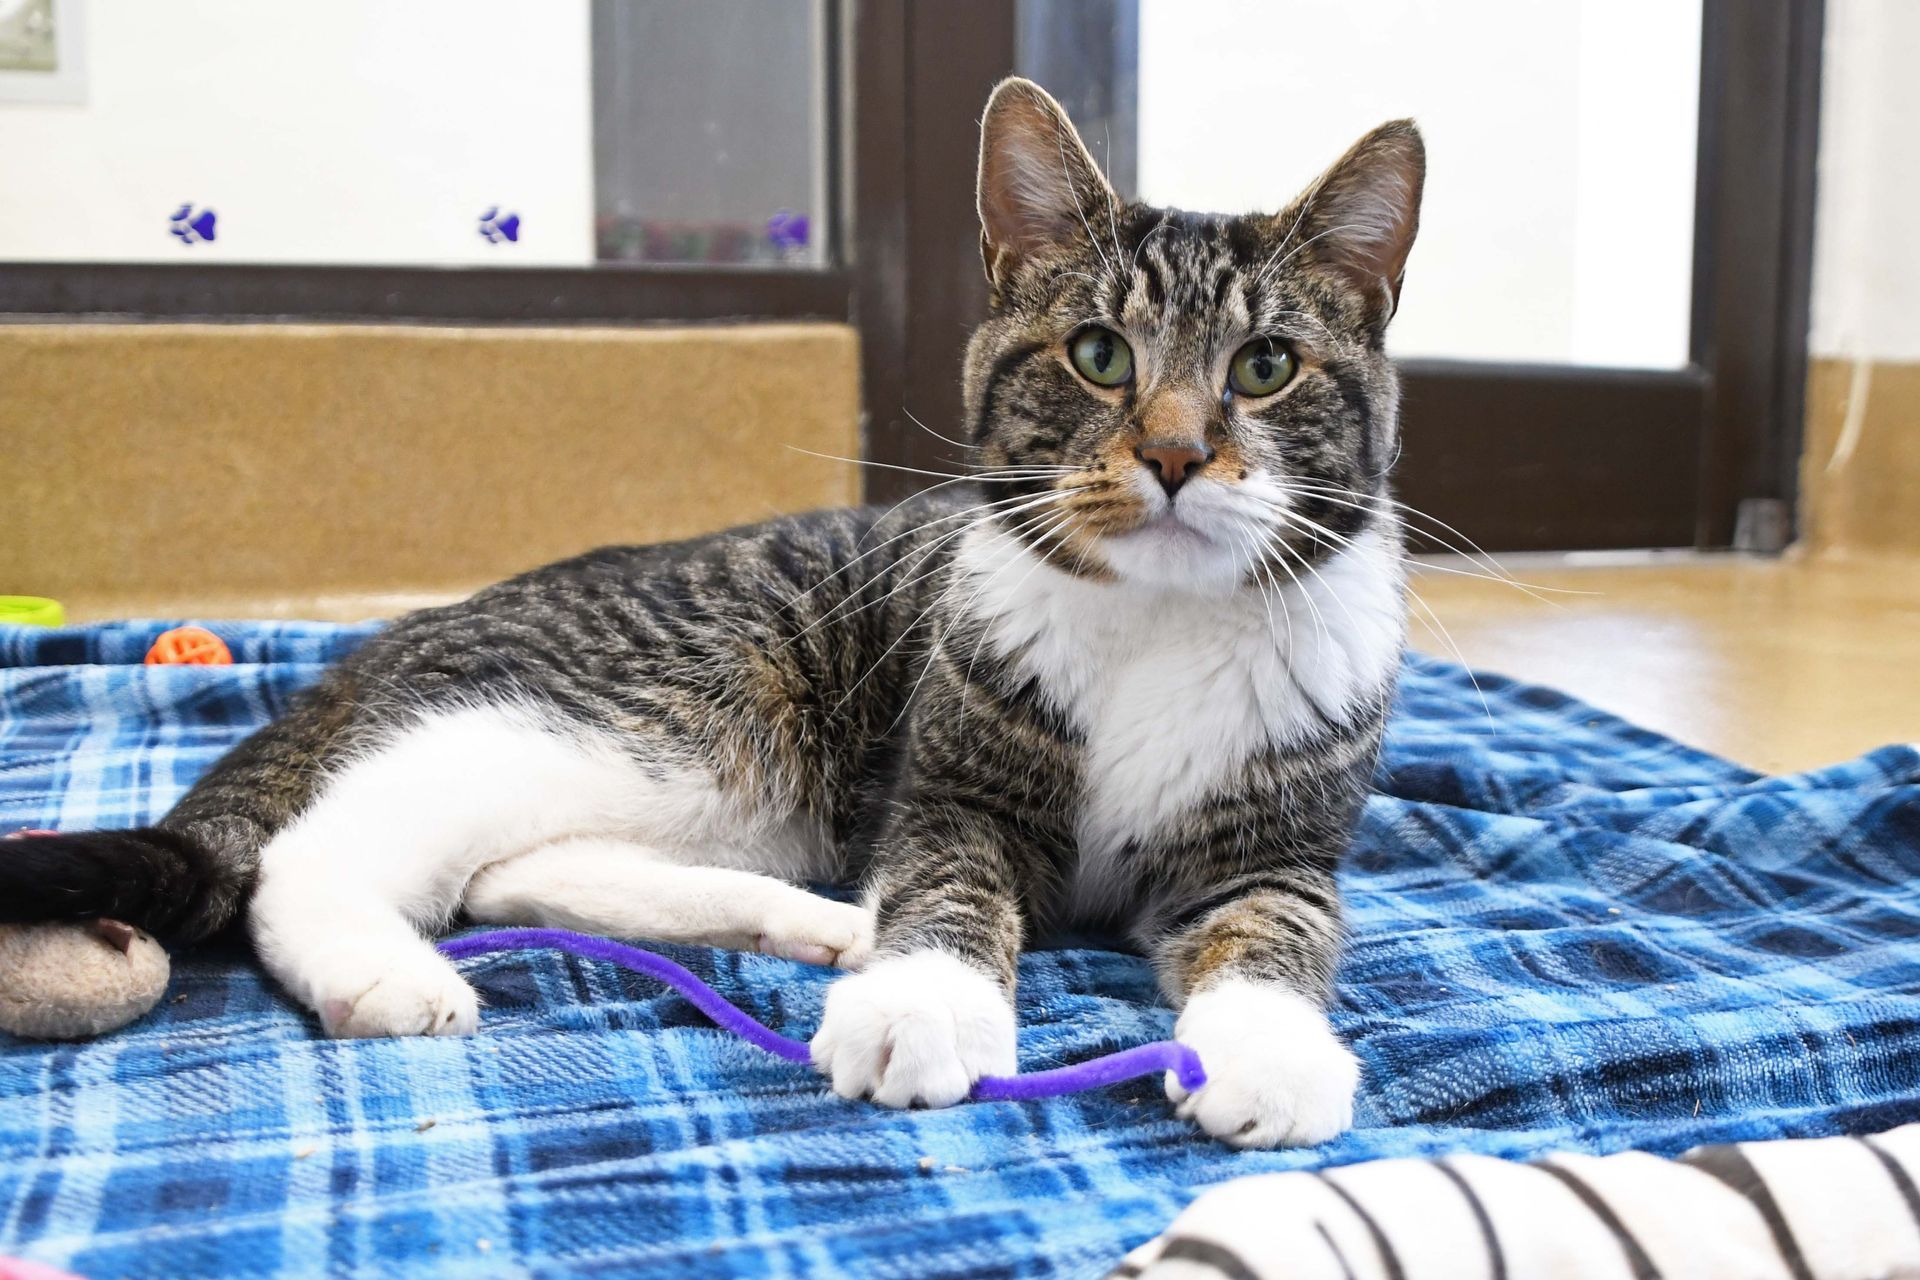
[439,927,1207,1103]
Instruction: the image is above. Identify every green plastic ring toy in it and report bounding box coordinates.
[0,597,66,627]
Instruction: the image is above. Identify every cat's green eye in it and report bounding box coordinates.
[1228,339,1298,398]
[1068,327,1134,388]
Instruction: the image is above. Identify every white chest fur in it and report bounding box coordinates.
[953,523,1405,909]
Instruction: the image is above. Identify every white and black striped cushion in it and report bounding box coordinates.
[1114,1123,1920,1279]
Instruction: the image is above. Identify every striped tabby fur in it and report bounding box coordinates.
[0,80,1424,1147]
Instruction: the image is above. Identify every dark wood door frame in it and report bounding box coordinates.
[0,1,1821,553]
[1691,0,1826,550]
[851,1,1016,507]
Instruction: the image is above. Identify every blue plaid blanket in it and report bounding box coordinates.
[2,620,1918,1279]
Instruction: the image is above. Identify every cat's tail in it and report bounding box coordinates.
[0,677,369,947]
[0,825,245,944]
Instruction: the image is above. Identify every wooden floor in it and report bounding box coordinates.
[1410,552,1920,774]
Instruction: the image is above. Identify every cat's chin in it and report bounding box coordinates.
[1098,514,1249,593]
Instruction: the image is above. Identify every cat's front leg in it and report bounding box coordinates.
[1145,877,1358,1148]
[810,800,1027,1108]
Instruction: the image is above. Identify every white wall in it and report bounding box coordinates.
[1809,0,1920,364]
[1137,0,1700,369]
[0,0,594,266]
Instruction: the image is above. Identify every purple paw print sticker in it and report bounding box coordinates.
[767,209,810,253]
[478,207,521,244]
[169,204,217,245]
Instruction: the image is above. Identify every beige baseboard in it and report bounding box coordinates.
[1802,356,1920,559]
[2,322,862,622]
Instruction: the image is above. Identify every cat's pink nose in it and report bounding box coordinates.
[1136,443,1213,498]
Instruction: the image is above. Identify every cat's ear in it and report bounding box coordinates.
[1280,120,1425,324]
[977,77,1118,293]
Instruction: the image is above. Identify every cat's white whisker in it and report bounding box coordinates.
[1252,199,1313,291]
[827,508,1049,720]
[1247,523,1333,652]
[783,444,1072,485]
[1053,128,1117,285]
[901,407,980,452]
[1253,220,1364,293]
[1402,583,1495,724]
[1255,494,1495,723]
[891,506,1072,739]
[1281,480,1588,606]
[784,488,1089,647]
[864,463,1080,536]
[1258,509,1380,660]
[951,507,1082,735]
[782,486,1067,616]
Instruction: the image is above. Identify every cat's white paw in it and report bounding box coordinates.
[1167,980,1357,1148]
[312,945,480,1039]
[756,897,874,970]
[810,951,1016,1107]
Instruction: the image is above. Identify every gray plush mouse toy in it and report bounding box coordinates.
[0,919,171,1040]
[0,830,172,1040]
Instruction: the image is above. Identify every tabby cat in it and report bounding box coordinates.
[2,79,1423,1148]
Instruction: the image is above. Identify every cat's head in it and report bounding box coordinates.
[962,78,1423,592]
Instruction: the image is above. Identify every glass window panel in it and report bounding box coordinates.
[1021,0,1702,369]
[592,0,828,267]
[0,0,829,269]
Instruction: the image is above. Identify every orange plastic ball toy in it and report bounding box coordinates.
[144,626,233,666]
